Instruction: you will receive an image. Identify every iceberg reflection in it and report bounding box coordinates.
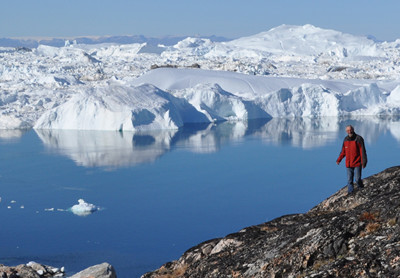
[35,129,177,168]
[254,117,340,149]
[0,129,28,140]
[35,117,400,168]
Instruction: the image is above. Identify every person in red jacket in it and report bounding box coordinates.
[336,125,368,194]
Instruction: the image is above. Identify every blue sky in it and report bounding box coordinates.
[1,0,400,41]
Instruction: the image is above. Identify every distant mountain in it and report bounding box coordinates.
[0,34,230,48]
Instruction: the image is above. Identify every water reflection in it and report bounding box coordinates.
[34,117,400,168]
[35,129,177,168]
[256,116,400,148]
[0,129,28,140]
[253,117,339,149]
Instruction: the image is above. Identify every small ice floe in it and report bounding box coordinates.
[7,206,11,209]
[70,199,99,216]
[44,208,55,211]
[11,200,16,203]
[20,205,24,209]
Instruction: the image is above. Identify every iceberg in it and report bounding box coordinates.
[70,199,99,216]
[2,24,400,131]
[34,83,209,131]
[223,24,383,57]
[32,68,400,131]
[174,83,271,121]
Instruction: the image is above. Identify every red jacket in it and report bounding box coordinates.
[337,133,367,168]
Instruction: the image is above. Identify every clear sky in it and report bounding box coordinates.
[1,0,400,41]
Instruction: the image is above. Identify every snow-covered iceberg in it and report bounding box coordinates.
[32,68,400,131]
[173,83,270,121]
[70,199,99,216]
[222,24,383,58]
[34,83,208,131]
[132,68,399,118]
[3,24,400,130]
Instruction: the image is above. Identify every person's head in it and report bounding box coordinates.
[346,125,355,137]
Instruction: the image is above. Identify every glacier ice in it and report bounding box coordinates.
[2,24,400,130]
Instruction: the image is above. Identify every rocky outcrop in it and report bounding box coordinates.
[0,262,116,278]
[142,166,400,277]
[70,263,116,278]
[0,262,65,278]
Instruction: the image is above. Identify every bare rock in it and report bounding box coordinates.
[70,263,116,278]
[0,262,60,278]
[14,265,40,278]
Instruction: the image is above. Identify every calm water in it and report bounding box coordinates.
[0,117,399,277]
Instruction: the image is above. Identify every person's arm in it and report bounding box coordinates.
[360,137,367,168]
[336,140,346,164]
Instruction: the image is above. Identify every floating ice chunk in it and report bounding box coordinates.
[20,205,24,209]
[7,206,11,209]
[11,200,16,203]
[70,199,99,216]
[45,208,55,211]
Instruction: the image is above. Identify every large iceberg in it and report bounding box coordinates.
[33,68,400,131]
[2,24,400,130]
[34,83,208,131]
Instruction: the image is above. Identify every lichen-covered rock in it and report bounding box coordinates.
[142,166,400,277]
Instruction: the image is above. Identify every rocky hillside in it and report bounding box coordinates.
[142,166,400,278]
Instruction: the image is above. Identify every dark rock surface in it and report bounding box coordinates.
[142,166,400,277]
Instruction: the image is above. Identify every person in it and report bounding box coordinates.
[336,125,367,194]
